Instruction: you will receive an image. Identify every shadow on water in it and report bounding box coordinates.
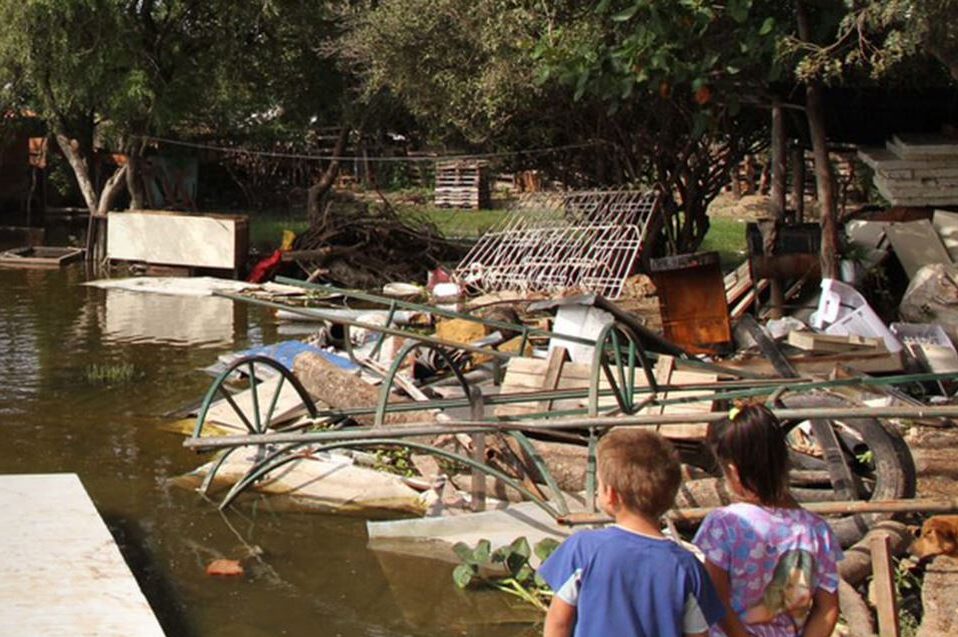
[0,266,540,637]
[104,513,198,637]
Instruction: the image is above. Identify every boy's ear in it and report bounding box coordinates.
[604,483,621,507]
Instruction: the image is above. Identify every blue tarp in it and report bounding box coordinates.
[230,341,359,373]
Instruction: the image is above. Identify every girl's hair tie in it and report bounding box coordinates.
[728,405,742,421]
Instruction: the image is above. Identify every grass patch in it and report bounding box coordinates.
[700,217,748,271]
[397,205,510,239]
[248,213,309,251]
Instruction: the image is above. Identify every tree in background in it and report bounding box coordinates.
[0,0,261,260]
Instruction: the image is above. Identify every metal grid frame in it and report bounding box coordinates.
[453,190,660,299]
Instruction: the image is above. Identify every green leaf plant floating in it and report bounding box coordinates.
[452,537,562,611]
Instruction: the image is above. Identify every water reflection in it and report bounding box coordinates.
[101,289,240,349]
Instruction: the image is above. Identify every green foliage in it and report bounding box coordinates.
[781,1,958,84]
[84,362,139,385]
[539,0,791,114]
[452,536,560,611]
[373,446,417,478]
[340,0,566,147]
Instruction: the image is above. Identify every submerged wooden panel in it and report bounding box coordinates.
[0,246,84,269]
[0,474,165,636]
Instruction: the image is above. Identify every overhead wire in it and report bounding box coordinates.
[133,134,606,163]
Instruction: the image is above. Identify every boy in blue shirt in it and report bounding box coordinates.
[539,429,725,637]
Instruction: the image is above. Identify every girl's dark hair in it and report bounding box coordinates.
[707,403,789,505]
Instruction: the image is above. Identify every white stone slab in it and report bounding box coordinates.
[889,134,958,160]
[0,474,165,636]
[107,210,247,270]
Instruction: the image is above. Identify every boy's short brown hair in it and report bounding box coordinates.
[597,428,681,519]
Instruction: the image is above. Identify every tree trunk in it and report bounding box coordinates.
[126,148,146,210]
[768,100,787,318]
[796,0,841,280]
[307,127,350,227]
[791,145,806,222]
[54,133,98,215]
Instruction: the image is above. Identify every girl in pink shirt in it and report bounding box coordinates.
[693,404,843,637]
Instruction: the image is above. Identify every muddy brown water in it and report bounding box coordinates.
[0,267,539,637]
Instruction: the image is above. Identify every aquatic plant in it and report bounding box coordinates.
[452,536,560,611]
[84,362,138,385]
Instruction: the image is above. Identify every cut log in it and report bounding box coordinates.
[293,351,434,427]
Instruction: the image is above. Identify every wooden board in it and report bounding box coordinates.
[494,357,614,418]
[933,209,958,263]
[720,349,906,376]
[786,331,885,353]
[639,355,716,439]
[0,246,84,269]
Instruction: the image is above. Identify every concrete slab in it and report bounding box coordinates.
[367,501,574,566]
[0,473,165,636]
[885,220,953,278]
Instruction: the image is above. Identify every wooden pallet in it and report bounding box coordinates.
[434,160,490,209]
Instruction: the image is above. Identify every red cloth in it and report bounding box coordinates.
[247,249,283,283]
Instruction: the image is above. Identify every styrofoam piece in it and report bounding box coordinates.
[811,279,902,352]
[549,305,614,363]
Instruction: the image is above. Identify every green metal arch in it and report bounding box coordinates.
[193,355,319,438]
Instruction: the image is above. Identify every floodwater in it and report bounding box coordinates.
[0,267,539,637]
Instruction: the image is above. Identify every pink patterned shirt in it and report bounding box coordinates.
[693,503,843,637]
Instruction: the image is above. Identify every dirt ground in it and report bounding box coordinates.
[905,426,958,498]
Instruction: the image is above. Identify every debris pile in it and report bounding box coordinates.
[102,181,958,635]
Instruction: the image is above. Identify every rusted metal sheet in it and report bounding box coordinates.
[650,251,732,355]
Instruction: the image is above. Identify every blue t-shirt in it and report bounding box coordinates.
[539,526,725,637]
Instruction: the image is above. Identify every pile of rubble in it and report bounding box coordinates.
[141,186,958,636]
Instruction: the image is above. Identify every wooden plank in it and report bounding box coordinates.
[205,374,311,432]
[870,533,901,637]
[538,347,567,412]
[787,331,885,353]
[719,349,906,376]
[0,474,166,636]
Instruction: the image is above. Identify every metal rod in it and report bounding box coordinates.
[273,276,600,348]
[184,404,958,451]
[215,290,519,359]
[298,370,958,420]
[558,497,958,526]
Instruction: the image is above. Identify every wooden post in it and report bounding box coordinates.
[768,100,787,318]
[469,386,486,512]
[796,0,840,280]
[870,533,901,637]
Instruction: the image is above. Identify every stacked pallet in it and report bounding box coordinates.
[434,160,490,209]
[859,134,958,206]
